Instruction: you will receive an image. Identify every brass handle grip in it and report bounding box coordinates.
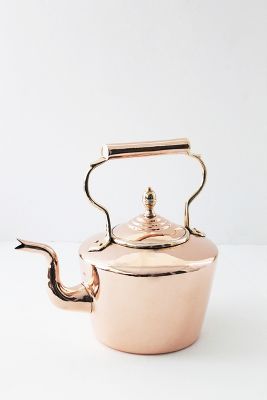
[85,138,206,251]
[101,139,190,159]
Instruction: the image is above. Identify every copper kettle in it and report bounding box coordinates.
[16,139,218,354]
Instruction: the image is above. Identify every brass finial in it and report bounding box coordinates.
[143,187,156,218]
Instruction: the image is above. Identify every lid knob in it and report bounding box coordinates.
[143,187,157,218]
[112,186,189,248]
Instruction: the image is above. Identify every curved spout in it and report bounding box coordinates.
[15,239,99,312]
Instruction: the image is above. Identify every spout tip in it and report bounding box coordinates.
[15,238,26,250]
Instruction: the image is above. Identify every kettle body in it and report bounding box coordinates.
[80,234,217,354]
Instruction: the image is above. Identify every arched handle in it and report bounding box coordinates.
[84,139,207,251]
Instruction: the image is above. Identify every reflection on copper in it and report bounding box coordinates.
[16,239,98,312]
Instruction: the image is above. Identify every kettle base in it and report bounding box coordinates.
[97,336,199,355]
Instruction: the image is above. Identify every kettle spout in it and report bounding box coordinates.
[15,239,98,312]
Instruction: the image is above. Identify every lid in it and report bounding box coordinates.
[112,187,189,249]
[80,233,218,275]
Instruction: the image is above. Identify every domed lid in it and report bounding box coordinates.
[112,187,189,249]
[80,234,218,275]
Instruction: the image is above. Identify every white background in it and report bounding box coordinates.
[0,0,266,244]
[0,1,267,399]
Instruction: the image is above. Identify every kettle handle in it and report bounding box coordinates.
[101,138,190,159]
[84,139,207,251]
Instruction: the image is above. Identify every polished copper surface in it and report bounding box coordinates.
[112,187,189,249]
[85,262,216,354]
[143,187,157,218]
[101,138,190,159]
[16,138,218,354]
[84,139,207,251]
[16,239,98,312]
[80,234,217,275]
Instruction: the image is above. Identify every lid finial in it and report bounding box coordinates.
[143,187,156,218]
[112,186,189,248]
